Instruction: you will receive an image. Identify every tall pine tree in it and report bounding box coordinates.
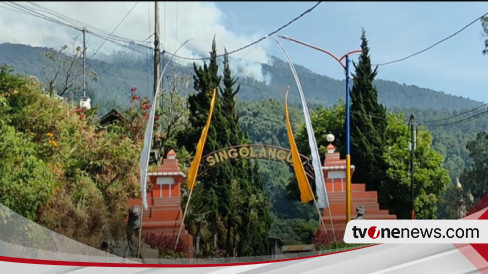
[350,29,387,191]
[177,39,271,257]
[221,51,271,256]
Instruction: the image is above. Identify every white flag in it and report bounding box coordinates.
[140,39,192,210]
[274,37,329,208]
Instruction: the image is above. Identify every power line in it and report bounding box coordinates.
[2,2,152,54]
[88,31,148,55]
[143,33,154,42]
[3,2,83,31]
[421,103,488,125]
[27,2,87,31]
[85,29,150,51]
[89,2,140,60]
[375,11,488,66]
[331,107,488,129]
[167,1,322,61]
[422,109,488,127]
[29,2,148,46]
[355,107,488,127]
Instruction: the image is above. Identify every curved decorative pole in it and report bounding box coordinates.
[278,35,361,223]
[345,55,352,223]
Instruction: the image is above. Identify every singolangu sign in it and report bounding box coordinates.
[201,144,313,178]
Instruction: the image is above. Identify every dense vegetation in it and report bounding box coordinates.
[1,36,487,257]
[0,65,142,248]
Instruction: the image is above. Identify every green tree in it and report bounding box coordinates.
[220,51,241,138]
[0,65,140,248]
[296,102,346,160]
[350,29,387,191]
[237,98,301,147]
[0,103,55,220]
[380,113,450,219]
[460,131,488,202]
[0,66,56,220]
[236,98,321,246]
[177,39,271,257]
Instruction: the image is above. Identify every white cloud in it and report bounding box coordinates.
[0,2,272,83]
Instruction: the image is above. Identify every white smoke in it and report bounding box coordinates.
[228,57,272,85]
[0,2,272,84]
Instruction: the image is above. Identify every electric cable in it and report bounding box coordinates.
[375,11,488,66]
[166,2,322,61]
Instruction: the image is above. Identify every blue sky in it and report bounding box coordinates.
[0,2,487,103]
[216,2,488,103]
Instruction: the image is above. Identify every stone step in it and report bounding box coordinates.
[152,197,181,205]
[327,201,382,208]
[327,200,380,208]
[143,210,182,221]
[325,182,366,192]
[146,206,182,212]
[323,214,397,221]
[142,220,184,228]
[328,191,378,199]
[323,213,397,222]
[323,207,395,217]
[328,196,379,203]
[143,228,184,235]
[328,198,380,206]
[152,202,181,208]
[328,196,378,203]
[325,203,380,213]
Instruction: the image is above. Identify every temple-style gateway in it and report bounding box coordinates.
[128,143,396,258]
[320,143,396,240]
[127,150,193,258]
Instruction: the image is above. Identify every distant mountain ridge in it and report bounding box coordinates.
[0,42,482,115]
[248,56,482,110]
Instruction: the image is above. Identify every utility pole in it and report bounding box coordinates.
[152,2,162,162]
[138,2,161,257]
[409,114,416,219]
[82,27,87,98]
[154,1,161,96]
[79,27,91,110]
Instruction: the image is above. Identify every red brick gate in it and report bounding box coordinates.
[320,144,396,240]
[128,150,193,258]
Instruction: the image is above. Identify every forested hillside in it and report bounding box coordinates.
[0,43,482,117]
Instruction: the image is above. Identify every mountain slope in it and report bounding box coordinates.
[0,43,482,115]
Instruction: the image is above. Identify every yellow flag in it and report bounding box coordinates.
[285,89,314,203]
[187,89,217,190]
